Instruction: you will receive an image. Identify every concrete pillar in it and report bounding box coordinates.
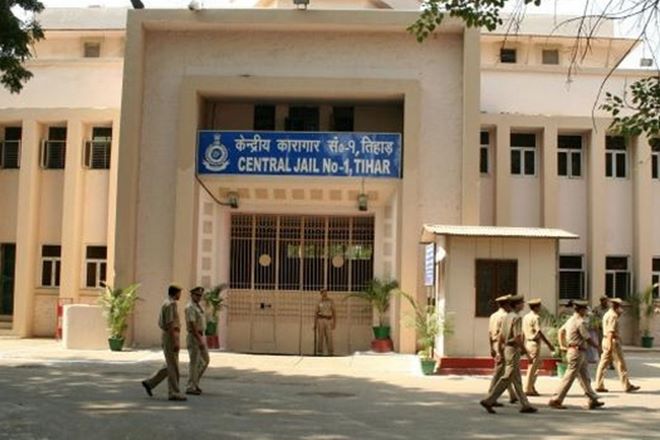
[59,119,85,301]
[542,123,558,227]
[461,27,481,226]
[495,123,511,226]
[587,124,608,304]
[105,116,120,286]
[633,136,653,292]
[13,120,41,336]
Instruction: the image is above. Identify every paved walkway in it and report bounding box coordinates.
[1,338,659,439]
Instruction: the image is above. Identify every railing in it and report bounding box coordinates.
[84,140,111,169]
[41,140,66,169]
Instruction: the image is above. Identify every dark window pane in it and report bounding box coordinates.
[511,150,521,174]
[500,48,517,63]
[606,153,613,177]
[559,271,584,299]
[558,135,582,149]
[42,261,52,286]
[606,135,625,150]
[92,127,112,140]
[571,152,582,177]
[560,256,582,269]
[480,131,490,145]
[475,260,517,317]
[44,141,66,169]
[254,105,275,131]
[605,273,614,297]
[86,263,97,288]
[54,261,61,287]
[510,133,536,147]
[614,272,629,299]
[42,245,61,257]
[651,138,660,152]
[1,140,20,169]
[542,49,559,65]
[558,151,568,176]
[524,150,535,175]
[86,246,107,259]
[90,142,111,169]
[286,107,319,132]
[100,262,106,285]
[4,127,22,140]
[653,155,658,179]
[653,258,660,272]
[480,147,488,174]
[652,274,659,299]
[606,257,628,270]
[48,127,67,141]
[332,107,354,132]
[616,153,626,177]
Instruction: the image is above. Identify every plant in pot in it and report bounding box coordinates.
[204,283,229,349]
[540,307,570,377]
[348,278,399,351]
[98,283,140,351]
[628,283,659,348]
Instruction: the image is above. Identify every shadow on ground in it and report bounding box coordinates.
[1,353,659,440]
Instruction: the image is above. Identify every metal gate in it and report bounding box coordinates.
[226,214,374,355]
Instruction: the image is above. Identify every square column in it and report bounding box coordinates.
[59,119,85,301]
[542,123,558,227]
[13,120,41,336]
[587,124,608,303]
[633,136,653,291]
[495,123,511,226]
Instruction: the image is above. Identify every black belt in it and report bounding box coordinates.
[317,316,332,319]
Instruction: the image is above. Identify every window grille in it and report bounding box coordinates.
[605,256,630,299]
[652,257,659,299]
[1,127,21,169]
[85,246,107,288]
[84,42,101,58]
[41,245,61,287]
[542,49,559,65]
[500,48,517,63]
[230,214,374,292]
[559,255,585,299]
[84,127,112,169]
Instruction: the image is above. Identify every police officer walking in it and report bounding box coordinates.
[487,294,517,406]
[548,300,603,410]
[522,298,554,396]
[185,286,210,396]
[142,284,187,401]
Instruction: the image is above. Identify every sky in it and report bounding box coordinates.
[34,0,660,68]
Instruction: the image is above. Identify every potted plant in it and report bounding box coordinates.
[204,283,228,349]
[401,292,453,375]
[540,307,571,377]
[628,284,659,348]
[348,278,399,351]
[98,283,140,351]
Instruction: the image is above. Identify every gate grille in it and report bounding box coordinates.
[229,214,374,292]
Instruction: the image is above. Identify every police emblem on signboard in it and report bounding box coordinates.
[203,134,229,171]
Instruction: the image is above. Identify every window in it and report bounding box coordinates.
[652,257,660,299]
[1,127,21,169]
[605,136,627,178]
[85,246,107,288]
[557,135,582,178]
[253,105,275,131]
[285,106,319,131]
[651,138,659,179]
[475,259,517,317]
[559,255,585,299]
[332,107,354,132]
[41,245,61,287]
[42,127,66,169]
[480,131,489,175]
[605,256,630,299]
[83,42,101,58]
[230,214,374,292]
[84,127,112,169]
[542,49,559,65]
[500,48,517,63]
[510,133,536,176]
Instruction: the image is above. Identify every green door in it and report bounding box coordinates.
[0,244,16,316]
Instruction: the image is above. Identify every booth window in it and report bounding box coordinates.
[83,42,101,58]
[253,105,275,131]
[652,257,659,299]
[605,135,627,178]
[500,48,517,63]
[557,135,582,178]
[605,256,630,299]
[559,255,585,299]
[511,133,536,176]
[84,127,112,169]
[230,214,374,292]
[85,246,107,288]
[475,259,518,317]
[480,131,489,175]
[41,245,61,287]
[0,126,21,169]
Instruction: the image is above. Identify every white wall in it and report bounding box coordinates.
[38,172,64,245]
[509,176,541,227]
[557,178,588,254]
[82,171,110,244]
[604,179,633,256]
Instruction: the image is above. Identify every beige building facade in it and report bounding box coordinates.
[0,3,657,356]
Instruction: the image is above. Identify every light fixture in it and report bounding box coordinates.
[357,193,368,211]
[293,0,309,9]
[225,191,239,209]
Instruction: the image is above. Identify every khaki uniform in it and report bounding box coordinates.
[595,309,632,389]
[186,300,210,392]
[551,313,599,404]
[483,311,531,409]
[145,298,183,398]
[487,308,516,400]
[316,298,335,355]
[522,310,542,394]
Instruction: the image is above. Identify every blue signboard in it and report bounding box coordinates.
[424,243,435,287]
[197,131,401,178]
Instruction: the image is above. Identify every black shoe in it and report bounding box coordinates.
[520,406,538,414]
[625,385,640,393]
[588,400,605,410]
[168,395,188,401]
[141,381,153,397]
[492,402,504,407]
[480,400,496,414]
[185,389,201,396]
[510,397,518,404]
[595,387,608,393]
